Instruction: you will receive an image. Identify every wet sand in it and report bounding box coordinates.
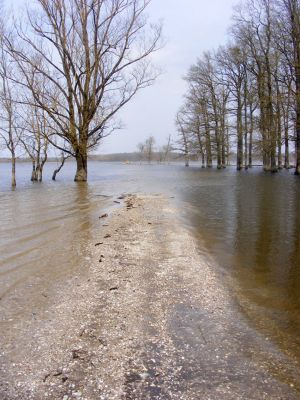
[0,194,299,399]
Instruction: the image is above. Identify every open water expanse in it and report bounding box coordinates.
[0,161,300,369]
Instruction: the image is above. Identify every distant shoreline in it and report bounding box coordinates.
[0,158,272,168]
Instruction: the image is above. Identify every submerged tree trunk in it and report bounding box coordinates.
[36,165,44,182]
[205,117,212,167]
[74,151,88,182]
[206,136,212,167]
[249,104,254,168]
[201,151,205,168]
[183,136,189,167]
[237,95,243,171]
[185,154,189,167]
[296,110,300,175]
[221,116,227,169]
[31,159,37,181]
[284,123,290,169]
[11,154,16,187]
[244,79,248,170]
[38,153,48,182]
[196,123,205,168]
[215,121,222,169]
[220,96,227,169]
[277,113,283,170]
[267,73,277,173]
[52,154,68,181]
[257,71,270,171]
[275,77,283,170]
[295,71,300,173]
[288,0,300,174]
[226,127,230,166]
[36,164,41,182]
[282,90,291,169]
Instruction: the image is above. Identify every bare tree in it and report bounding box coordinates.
[186,52,229,169]
[177,0,300,174]
[144,135,156,163]
[52,151,70,181]
[175,110,191,167]
[156,136,172,164]
[0,25,19,187]
[232,0,279,172]
[137,142,145,163]
[19,103,49,182]
[6,0,162,181]
[218,45,247,170]
[278,0,300,174]
[162,134,172,164]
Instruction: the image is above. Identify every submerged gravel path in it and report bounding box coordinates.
[0,194,299,399]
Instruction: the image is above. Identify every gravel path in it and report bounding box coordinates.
[1,194,299,399]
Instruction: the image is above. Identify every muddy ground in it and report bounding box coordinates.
[0,194,299,399]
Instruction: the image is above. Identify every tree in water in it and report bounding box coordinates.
[6,0,162,181]
[176,0,300,174]
[0,11,19,187]
[145,136,156,163]
[137,142,145,163]
[175,110,191,167]
[19,104,49,182]
[52,152,70,181]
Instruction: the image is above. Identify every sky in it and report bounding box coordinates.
[100,0,238,154]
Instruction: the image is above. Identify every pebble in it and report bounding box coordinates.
[139,372,150,380]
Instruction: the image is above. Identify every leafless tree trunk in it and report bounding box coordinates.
[52,153,70,181]
[282,0,300,174]
[31,159,36,182]
[0,27,19,187]
[204,109,213,167]
[19,104,49,182]
[248,103,255,168]
[282,85,292,168]
[243,70,249,169]
[176,111,190,167]
[145,136,156,163]
[163,135,172,164]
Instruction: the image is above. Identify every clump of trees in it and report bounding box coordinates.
[177,0,300,174]
[137,135,172,163]
[0,0,162,186]
[138,136,156,163]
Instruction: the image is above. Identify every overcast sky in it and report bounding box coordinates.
[101,0,238,154]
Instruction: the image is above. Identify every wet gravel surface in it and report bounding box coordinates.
[0,194,299,399]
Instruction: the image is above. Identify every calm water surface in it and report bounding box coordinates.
[0,161,299,359]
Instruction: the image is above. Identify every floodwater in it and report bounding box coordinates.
[1,161,300,376]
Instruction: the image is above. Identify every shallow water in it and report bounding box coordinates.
[0,161,299,361]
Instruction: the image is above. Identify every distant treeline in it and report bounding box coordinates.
[82,152,184,163]
[0,153,294,165]
[0,152,185,164]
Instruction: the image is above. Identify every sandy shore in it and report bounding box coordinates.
[0,194,299,400]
